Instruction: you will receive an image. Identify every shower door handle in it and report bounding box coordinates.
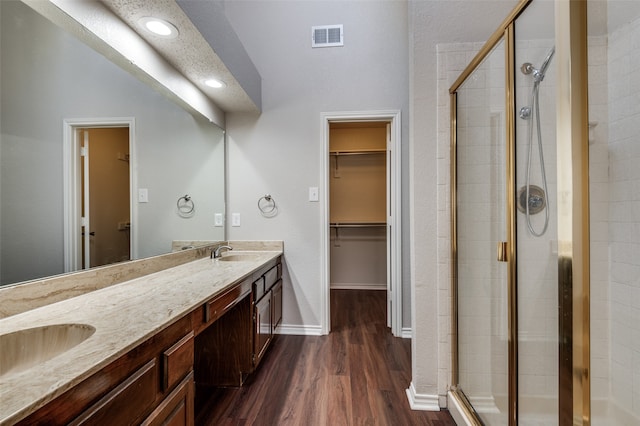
[497,241,508,262]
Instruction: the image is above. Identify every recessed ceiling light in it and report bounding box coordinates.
[139,17,179,39]
[205,79,226,89]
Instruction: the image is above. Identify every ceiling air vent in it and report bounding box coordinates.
[312,25,343,48]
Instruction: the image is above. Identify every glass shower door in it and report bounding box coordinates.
[455,39,509,425]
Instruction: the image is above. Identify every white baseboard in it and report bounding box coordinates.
[330,283,387,290]
[405,382,441,411]
[275,324,323,336]
[275,325,408,338]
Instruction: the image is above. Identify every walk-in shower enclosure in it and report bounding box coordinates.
[448,0,639,424]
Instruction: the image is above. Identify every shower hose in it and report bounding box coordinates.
[525,80,550,237]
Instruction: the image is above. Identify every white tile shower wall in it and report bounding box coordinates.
[439,38,563,413]
[607,15,640,419]
[514,39,559,403]
[437,42,484,399]
[437,41,508,409]
[587,34,611,406]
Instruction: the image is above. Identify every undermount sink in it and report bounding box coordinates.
[0,323,96,377]
[216,253,262,262]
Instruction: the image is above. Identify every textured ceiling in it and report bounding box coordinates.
[96,0,617,114]
[101,0,258,113]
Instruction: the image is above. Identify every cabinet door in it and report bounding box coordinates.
[271,279,283,332]
[254,295,271,367]
[141,371,194,426]
[162,332,194,392]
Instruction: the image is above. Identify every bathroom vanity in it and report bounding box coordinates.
[0,244,283,425]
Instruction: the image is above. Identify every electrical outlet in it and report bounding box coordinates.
[214,213,223,227]
[232,213,241,227]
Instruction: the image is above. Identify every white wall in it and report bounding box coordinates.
[590,11,640,425]
[0,1,225,285]
[514,36,559,414]
[330,227,387,290]
[223,1,409,333]
[588,33,611,407]
[603,13,640,421]
[588,6,640,425]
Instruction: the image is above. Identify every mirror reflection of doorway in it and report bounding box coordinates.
[79,127,130,268]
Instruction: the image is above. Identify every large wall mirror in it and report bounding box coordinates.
[1,1,226,286]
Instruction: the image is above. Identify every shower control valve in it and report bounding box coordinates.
[519,106,532,120]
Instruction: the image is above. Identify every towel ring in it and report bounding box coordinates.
[177,194,195,215]
[258,194,277,216]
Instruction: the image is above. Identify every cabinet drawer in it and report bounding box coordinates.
[70,359,157,426]
[163,331,194,391]
[204,278,251,325]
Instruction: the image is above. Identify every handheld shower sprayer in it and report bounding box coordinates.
[535,46,555,82]
[519,46,555,237]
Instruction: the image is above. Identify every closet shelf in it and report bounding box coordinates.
[330,222,386,228]
[329,149,386,156]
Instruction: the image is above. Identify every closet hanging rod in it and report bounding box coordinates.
[330,222,386,228]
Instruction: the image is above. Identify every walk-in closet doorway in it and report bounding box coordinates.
[321,111,402,337]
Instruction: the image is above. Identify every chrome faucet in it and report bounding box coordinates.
[211,245,233,259]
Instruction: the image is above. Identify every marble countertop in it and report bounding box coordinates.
[0,250,282,425]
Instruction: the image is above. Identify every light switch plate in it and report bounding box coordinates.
[214,213,223,227]
[232,213,241,227]
[309,186,319,202]
[138,188,149,203]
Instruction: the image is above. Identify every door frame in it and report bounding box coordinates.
[63,117,136,272]
[320,110,402,336]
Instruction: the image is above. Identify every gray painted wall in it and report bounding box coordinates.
[223,0,411,330]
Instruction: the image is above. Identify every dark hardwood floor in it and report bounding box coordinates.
[195,289,456,425]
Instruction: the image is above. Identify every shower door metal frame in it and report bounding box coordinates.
[449,11,523,423]
[449,0,591,424]
[555,1,590,423]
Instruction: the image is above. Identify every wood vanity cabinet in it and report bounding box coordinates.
[15,256,282,425]
[17,315,195,426]
[194,257,282,387]
[194,293,253,387]
[253,263,282,368]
